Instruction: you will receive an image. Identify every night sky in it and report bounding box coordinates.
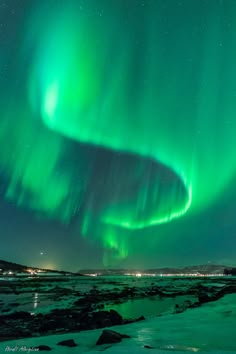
[0,0,236,271]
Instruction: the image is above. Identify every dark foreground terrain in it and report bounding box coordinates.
[0,274,236,341]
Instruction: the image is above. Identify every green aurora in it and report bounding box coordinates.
[1,0,236,265]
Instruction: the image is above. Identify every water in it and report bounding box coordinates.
[0,275,229,318]
[0,292,54,315]
[105,295,197,319]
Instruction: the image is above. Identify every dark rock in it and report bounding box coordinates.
[144,345,154,349]
[57,339,77,347]
[2,308,10,312]
[35,345,52,351]
[36,313,43,318]
[92,311,111,328]
[197,290,218,303]
[92,310,123,328]
[96,329,130,345]
[97,303,104,309]
[39,321,58,332]
[39,317,69,332]
[109,309,123,325]
[175,304,185,313]
[4,311,31,319]
[50,308,71,315]
[135,315,145,322]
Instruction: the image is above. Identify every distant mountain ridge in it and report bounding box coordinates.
[0,259,29,272]
[0,259,77,275]
[79,264,232,275]
[0,259,235,276]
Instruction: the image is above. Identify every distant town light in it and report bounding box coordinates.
[27,268,37,275]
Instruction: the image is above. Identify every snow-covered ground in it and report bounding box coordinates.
[1,293,236,353]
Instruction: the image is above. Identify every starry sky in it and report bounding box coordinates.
[0,0,236,271]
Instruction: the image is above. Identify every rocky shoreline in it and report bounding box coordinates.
[0,276,236,341]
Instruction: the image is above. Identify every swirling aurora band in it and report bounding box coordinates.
[1,0,236,264]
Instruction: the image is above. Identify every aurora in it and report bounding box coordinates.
[1,0,236,267]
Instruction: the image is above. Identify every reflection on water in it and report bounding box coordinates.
[0,292,53,315]
[30,292,39,315]
[33,293,38,309]
[28,293,53,314]
[105,295,196,319]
